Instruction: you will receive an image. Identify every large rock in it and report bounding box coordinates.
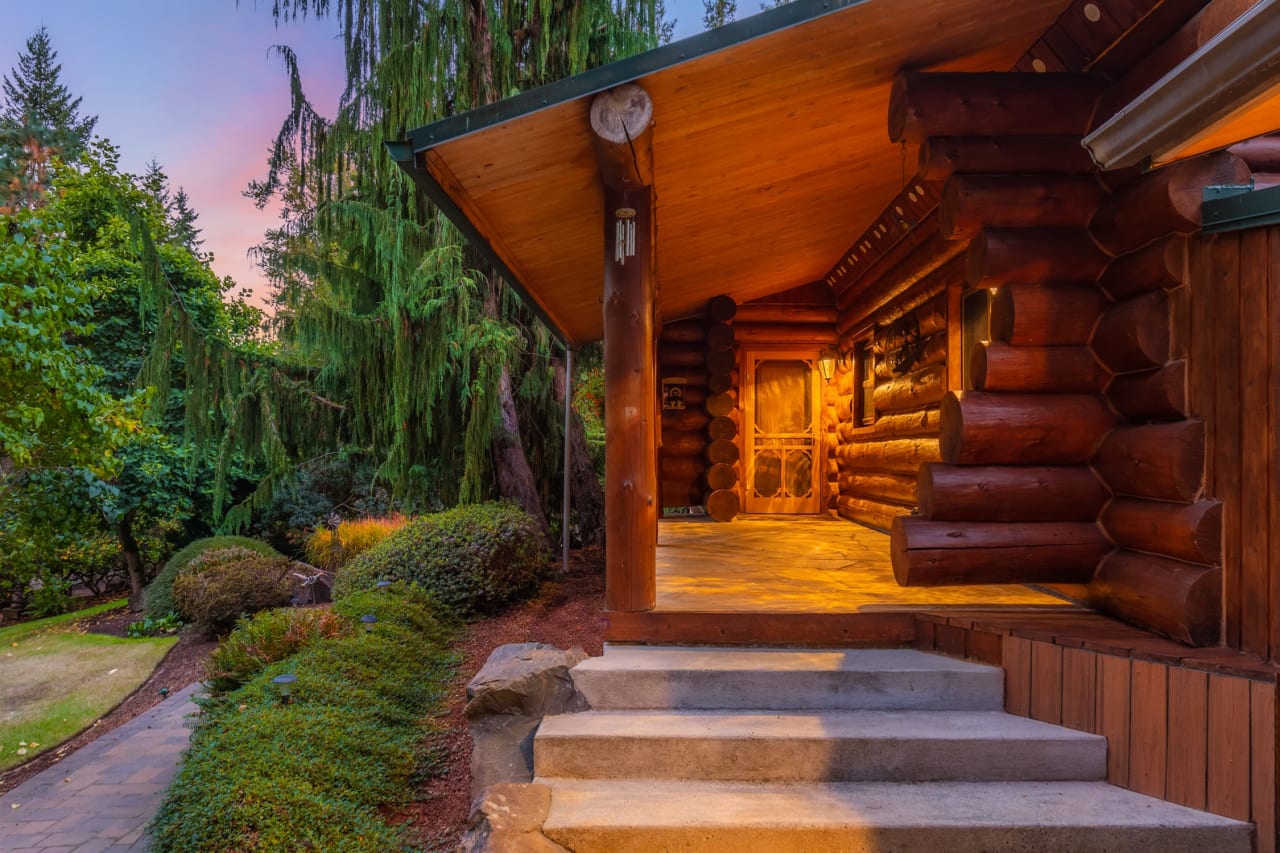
[466,643,588,796]
[458,783,570,853]
[466,642,589,718]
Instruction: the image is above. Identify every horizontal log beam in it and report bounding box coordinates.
[1107,360,1188,421]
[706,322,735,352]
[990,282,1107,346]
[1229,135,1280,171]
[972,343,1107,394]
[660,319,707,343]
[837,496,911,531]
[837,409,941,443]
[658,343,708,368]
[1087,549,1221,645]
[1101,496,1222,566]
[734,303,837,325]
[1091,290,1171,373]
[888,72,1105,142]
[836,438,940,475]
[940,174,1104,240]
[1092,419,1205,502]
[661,430,707,458]
[941,391,1116,465]
[871,255,965,328]
[919,136,1097,180]
[1097,235,1187,301]
[840,472,918,506]
[825,182,943,294]
[891,517,1111,586]
[661,456,706,482]
[662,408,711,432]
[968,228,1110,288]
[876,332,946,379]
[919,463,1108,523]
[873,365,947,415]
[733,323,837,345]
[1089,151,1252,256]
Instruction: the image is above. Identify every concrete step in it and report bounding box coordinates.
[571,646,1004,711]
[535,709,1106,782]
[538,778,1254,853]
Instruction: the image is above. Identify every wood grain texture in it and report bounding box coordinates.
[1128,659,1168,799]
[1240,227,1272,659]
[1252,680,1278,853]
[1030,642,1064,724]
[1097,654,1132,786]
[1060,647,1098,732]
[1004,635,1033,717]
[1207,674,1252,820]
[1213,234,1243,649]
[1166,666,1209,810]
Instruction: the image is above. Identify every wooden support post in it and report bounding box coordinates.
[595,85,657,612]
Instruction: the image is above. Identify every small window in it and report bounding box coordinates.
[853,336,876,427]
[961,289,991,390]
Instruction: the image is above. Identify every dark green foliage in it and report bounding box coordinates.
[333,502,548,613]
[23,575,74,618]
[0,26,96,146]
[204,606,348,692]
[125,612,182,639]
[171,555,296,637]
[144,536,278,620]
[148,586,455,852]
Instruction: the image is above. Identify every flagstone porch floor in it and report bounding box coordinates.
[655,515,1072,613]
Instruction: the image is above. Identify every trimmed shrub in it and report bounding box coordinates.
[303,515,407,571]
[332,502,548,613]
[149,586,455,852]
[144,536,278,620]
[171,556,296,638]
[204,607,349,692]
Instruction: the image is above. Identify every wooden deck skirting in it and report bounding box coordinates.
[602,610,917,647]
[915,610,1280,852]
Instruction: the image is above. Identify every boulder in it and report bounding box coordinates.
[466,643,588,796]
[458,783,569,853]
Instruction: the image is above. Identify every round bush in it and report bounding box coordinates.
[172,556,296,637]
[332,502,548,614]
[144,536,278,620]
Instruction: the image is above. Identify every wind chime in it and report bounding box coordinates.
[614,206,637,265]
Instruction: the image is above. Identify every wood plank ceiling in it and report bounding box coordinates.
[418,0,1076,343]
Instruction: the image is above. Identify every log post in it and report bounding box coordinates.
[595,84,657,612]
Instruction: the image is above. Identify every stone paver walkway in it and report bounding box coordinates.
[0,682,199,852]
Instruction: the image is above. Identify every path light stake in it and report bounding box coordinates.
[272,674,297,705]
[375,579,392,591]
[361,614,378,635]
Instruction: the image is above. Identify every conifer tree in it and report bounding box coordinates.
[236,0,663,541]
[0,26,98,209]
[169,187,203,254]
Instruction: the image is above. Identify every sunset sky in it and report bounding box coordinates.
[0,2,705,307]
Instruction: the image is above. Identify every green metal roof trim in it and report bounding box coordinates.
[1202,182,1280,234]
[386,0,870,343]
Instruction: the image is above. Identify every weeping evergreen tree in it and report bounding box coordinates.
[243,0,665,541]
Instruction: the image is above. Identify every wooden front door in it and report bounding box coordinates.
[742,349,824,514]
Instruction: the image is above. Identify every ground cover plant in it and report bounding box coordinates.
[333,502,547,614]
[0,599,175,771]
[149,586,456,852]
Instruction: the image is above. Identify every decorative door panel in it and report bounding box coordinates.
[743,350,823,514]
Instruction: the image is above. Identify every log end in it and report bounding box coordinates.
[886,72,913,144]
[705,489,740,523]
[589,83,654,145]
[938,391,964,464]
[969,341,990,391]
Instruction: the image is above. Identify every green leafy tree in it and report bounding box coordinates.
[703,0,737,28]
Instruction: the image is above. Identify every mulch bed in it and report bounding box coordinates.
[0,549,608,848]
[394,546,607,851]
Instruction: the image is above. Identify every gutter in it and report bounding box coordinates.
[1083,0,1280,170]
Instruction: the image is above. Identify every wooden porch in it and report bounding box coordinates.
[604,515,1073,645]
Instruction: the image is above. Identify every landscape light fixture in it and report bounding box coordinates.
[376,579,392,590]
[361,614,379,634]
[818,346,839,382]
[272,674,298,705]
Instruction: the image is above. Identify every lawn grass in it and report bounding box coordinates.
[0,600,176,770]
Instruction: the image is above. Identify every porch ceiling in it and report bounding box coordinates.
[393,0,1075,344]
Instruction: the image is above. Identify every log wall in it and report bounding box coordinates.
[913,610,1278,853]
[1184,226,1280,661]
[831,209,955,531]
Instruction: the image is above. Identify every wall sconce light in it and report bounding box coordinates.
[818,345,839,382]
[614,207,637,265]
[361,614,379,635]
[272,673,298,705]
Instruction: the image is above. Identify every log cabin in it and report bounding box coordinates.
[393,0,1280,847]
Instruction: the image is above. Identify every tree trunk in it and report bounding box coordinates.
[494,364,553,545]
[118,511,145,612]
[555,359,605,548]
